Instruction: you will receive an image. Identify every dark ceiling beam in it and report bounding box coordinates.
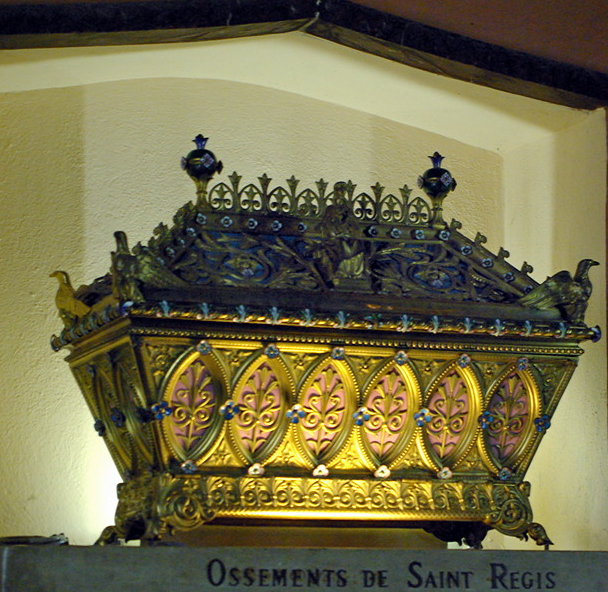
[1,0,607,108]
[311,0,608,109]
[0,0,316,45]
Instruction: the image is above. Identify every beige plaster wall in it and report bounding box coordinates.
[0,33,605,548]
[0,85,115,541]
[494,112,608,550]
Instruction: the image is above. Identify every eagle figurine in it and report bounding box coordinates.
[50,270,91,328]
[518,258,599,324]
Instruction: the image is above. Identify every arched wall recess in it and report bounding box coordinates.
[0,30,604,549]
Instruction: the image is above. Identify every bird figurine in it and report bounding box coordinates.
[518,259,599,324]
[50,270,91,328]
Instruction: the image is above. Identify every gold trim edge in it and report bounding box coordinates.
[116,474,533,539]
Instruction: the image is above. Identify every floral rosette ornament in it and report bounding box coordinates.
[478,411,495,430]
[220,400,240,420]
[287,404,306,424]
[437,467,453,480]
[458,353,471,368]
[196,340,212,355]
[534,415,551,433]
[394,350,408,365]
[180,460,197,474]
[248,463,265,476]
[264,344,280,359]
[374,465,391,479]
[414,408,433,427]
[312,465,329,478]
[151,401,172,420]
[353,406,371,426]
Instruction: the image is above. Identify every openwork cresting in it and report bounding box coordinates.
[204,173,432,226]
[51,135,599,549]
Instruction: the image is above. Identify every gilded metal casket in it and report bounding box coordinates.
[51,136,599,548]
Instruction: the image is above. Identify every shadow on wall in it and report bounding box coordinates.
[0,33,586,147]
[0,85,119,544]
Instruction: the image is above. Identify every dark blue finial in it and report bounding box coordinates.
[418,151,456,228]
[429,152,444,168]
[182,135,223,202]
[194,134,208,150]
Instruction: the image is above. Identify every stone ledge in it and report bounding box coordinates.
[1,545,606,591]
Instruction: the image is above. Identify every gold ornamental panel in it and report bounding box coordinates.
[358,357,420,468]
[420,358,481,471]
[160,347,228,463]
[481,361,541,471]
[228,349,294,464]
[114,356,156,468]
[118,474,534,539]
[73,353,139,479]
[295,353,358,466]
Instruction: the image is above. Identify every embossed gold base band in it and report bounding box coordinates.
[115,474,533,541]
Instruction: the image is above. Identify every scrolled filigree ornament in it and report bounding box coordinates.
[158,475,216,531]
[115,476,167,540]
[488,484,533,537]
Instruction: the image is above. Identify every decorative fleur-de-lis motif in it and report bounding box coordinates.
[170,359,217,453]
[493,319,505,336]
[424,370,471,461]
[431,315,440,333]
[268,307,280,324]
[300,363,347,459]
[198,302,210,319]
[234,362,282,456]
[486,372,530,463]
[301,309,313,326]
